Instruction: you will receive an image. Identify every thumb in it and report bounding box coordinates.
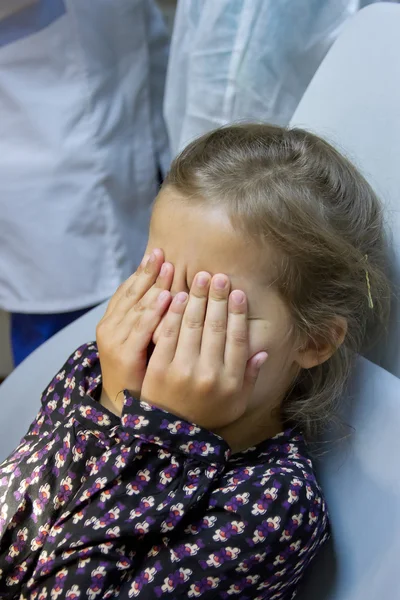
[243,352,268,392]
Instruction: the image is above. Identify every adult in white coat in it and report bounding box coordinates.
[164,0,397,156]
[0,0,170,365]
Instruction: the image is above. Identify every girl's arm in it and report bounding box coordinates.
[0,344,327,599]
[0,342,226,596]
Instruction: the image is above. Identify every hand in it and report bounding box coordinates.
[96,249,173,415]
[140,272,268,430]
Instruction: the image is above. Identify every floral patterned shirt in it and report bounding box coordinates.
[0,343,328,600]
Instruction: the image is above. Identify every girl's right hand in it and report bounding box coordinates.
[140,272,267,430]
[96,249,173,415]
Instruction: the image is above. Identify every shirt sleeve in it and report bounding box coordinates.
[0,343,327,599]
[0,343,235,599]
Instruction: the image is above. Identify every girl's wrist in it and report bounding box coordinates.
[100,386,122,416]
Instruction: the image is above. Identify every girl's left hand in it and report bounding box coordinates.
[96,249,173,415]
[140,272,268,430]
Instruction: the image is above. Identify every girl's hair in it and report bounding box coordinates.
[164,124,391,439]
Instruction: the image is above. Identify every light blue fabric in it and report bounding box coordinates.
[0,0,170,314]
[164,0,396,156]
[0,0,65,48]
[290,3,400,379]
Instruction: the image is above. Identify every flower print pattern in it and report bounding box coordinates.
[154,567,192,596]
[0,343,328,599]
[188,576,222,597]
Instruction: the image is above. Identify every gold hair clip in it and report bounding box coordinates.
[364,255,374,309]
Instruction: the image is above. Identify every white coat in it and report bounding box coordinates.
[164,0,397,156]
[0,0,170,313]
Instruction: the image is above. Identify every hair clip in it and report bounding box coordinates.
[364,255,374,309]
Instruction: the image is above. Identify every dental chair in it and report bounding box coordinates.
[1,4,400,599]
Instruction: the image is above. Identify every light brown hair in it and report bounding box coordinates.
[164,124,391,439]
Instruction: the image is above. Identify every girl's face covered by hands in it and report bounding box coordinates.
[146,187,304,438]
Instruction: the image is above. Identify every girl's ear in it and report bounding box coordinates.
[295,317,348,369]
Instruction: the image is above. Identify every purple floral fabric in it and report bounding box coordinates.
[0,343,328,599]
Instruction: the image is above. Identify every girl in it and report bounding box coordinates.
[0,125,390,599]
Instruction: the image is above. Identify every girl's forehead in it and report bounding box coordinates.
[150,189,279,289]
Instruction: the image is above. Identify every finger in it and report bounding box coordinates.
[111,249,165,322]
[242,352,268,398]
[125,289,172,349]
[174,272,210,361]
[150,292,188,365]
[103,252,150,318]
[201,274,230,364]
[152,261,174,295]
[101,260,173,350]
[224,290,249,378]
[122,261,173,340]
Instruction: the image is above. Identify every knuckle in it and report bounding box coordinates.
[172,367,192,385]
[162,325,177,339]
[185,316,203,330]
[190,287,208,299]
[210,291,228,302]
[96,319,108,339]
[144,260,157,276]
[223,377,239,396]
[210,319,226,334]
[125,281,137,299]
[133,300,146,313]
[230,328,248,346]
[115,282,126,295]
[181,367,193,381]
[197,372,217,393]
[132,315,143,331]
[144,289,162,312]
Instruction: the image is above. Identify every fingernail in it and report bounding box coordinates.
[255,352,268,369]
[231,290,245,305]
[174,292,188,304]
[141,254,150,268]
[160,263,169,277]
[145,253,156,272]
[214,275,227,290]
[158,290,170,303]
[196,273,209,287]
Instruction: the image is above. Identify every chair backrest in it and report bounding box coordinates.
[298,356,400,600]
[290,4,400,599]
[0,302,107,461]
[290,2,400,379]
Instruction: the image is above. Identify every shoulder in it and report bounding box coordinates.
[179,433,328,596]
[40,342,101,410]
[208,430,328,550]
[218,431,323,494]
